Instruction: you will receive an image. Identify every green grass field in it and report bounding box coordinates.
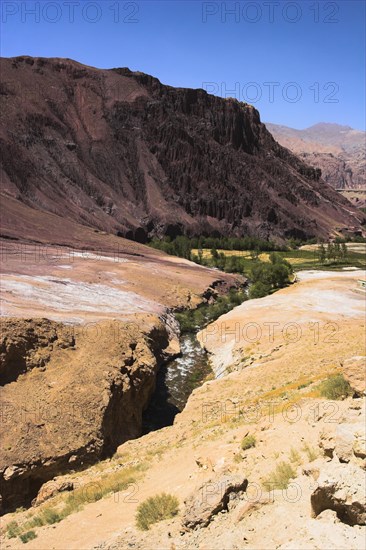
[192,245,366,272]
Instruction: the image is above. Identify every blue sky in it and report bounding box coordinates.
[1,0,365,129]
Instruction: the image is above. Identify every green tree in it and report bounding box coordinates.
[317,243,326,264]
[327,243,335,262]
[250,249,259,261]
[334,242,341,261]
[211,247,219,260]
[249,281,271,298]
[340,242,348,261]
[271,263,291,288]
[198,248,203,264]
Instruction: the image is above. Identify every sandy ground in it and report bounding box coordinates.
[1,269,365,550]
[199,270,366,377]
[0,241,238,323]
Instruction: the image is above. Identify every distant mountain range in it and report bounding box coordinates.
[0,57,364,243]
[266,122,365,190]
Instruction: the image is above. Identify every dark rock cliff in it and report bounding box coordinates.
[0,56,364,242]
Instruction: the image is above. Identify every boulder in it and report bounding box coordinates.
[319,425,336,458]
[32,478,74,506]
[342,356,366,396]
[182,474,248,529]
[335,424,358,463]
[319,419,366,465]
[311,460,366,525]
[353,430,366,460]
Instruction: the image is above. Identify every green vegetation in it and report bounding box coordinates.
[241,434,256,450]
[19,531,37,544]
[175,288,248,334]
[6,520,21,539]
[135,493,179,531]
[249,253,293,298]
[148,235,366,274]
[289,448,302,466]
[302,442,319,462]
[264,246,365,271]
[317,373,353,400]
[6,463,146,541]
[149,235,284,261]
[317,242,349,264]
[262,461,297,490]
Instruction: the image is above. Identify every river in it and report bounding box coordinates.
[142,331,211,433]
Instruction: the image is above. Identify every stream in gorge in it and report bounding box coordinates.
[142,331,211,433]
[142,284,249,433]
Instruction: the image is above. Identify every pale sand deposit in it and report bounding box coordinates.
[199,270,366,377]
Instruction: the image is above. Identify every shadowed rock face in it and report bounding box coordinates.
[0,316,172,513]
[0,56,364,242]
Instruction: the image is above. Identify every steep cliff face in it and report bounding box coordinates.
[0,316,173,513]
[0,56,363,242]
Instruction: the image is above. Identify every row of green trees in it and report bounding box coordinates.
[317,242,348,263]
[195,248,248,273]
[148,235,285,260]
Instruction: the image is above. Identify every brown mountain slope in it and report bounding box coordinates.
[0,56,364,242]
[266,122,366,190]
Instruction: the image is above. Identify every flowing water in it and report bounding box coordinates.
[142,286,249,433]
[142,332,211,433]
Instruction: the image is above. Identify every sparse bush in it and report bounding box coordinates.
[19,464,145,536]
[302,442,319,462]
[297,381,311,389]
[318,374,352,400]
[6,520,21,539]
[241,434,256,451]
[262,461,296,490]
[289,448,302,465]
[136,493,179,531]
[19,530,37,544]
[40,508,62,525]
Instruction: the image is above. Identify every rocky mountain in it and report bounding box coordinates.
[0,56,364,243]
[266,122,366,190]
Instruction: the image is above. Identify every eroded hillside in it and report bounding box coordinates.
[0,56,364,242]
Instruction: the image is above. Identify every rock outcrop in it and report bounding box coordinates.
[0,56,364,243]
[266,122,366,190]
[182,474,248,529]
[311,461,366,526]
[313,401,366,526]
[342,356,366,396]
[31,478,74,507]
[0,315,173,513]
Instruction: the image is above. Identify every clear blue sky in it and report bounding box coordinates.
[1,0,365,129]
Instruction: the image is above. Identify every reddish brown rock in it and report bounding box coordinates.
[0,56,364,243]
